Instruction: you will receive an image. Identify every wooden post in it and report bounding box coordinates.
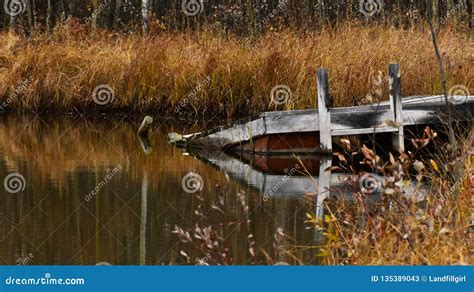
[317,68,332,153]
[316,157,332,219]
[315,157,332,243]
[388,64,405,152]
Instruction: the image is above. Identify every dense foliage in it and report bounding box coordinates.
[1,0,472,34]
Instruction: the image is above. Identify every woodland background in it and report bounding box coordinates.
[1,0,472,34]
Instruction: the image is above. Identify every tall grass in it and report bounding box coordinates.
[304,129,473,265]
[0,23,472,119]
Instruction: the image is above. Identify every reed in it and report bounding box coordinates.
[0,23,472,119]
[304,129,473,265]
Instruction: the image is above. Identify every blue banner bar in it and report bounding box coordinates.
[0,266,472,291]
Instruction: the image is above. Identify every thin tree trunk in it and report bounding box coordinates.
[467,0,473,28]
[91,0,99,29]
[46,0,52,33]
[26,0,33,35]
[114,0,123,29]
[432,0,440,26]
[308,0,314,27]
[426,4,462,195]
[246,0,256,35]
[59,0,67,21]
[142,0,149,32]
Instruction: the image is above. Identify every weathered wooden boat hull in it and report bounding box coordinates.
[169,62,472,154]
[173,95,473,153]
[233,132,320,154]
[236,152,322,175]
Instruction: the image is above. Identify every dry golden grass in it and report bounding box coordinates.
[0,23,472,119]
[309,133,473,265]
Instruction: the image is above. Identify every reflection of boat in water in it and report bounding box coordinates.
[188,148,331,197]
[187,148,424,218]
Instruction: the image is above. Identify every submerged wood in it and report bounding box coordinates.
[138,116,154,137]
[138,135,153,155]
[138,116,154,154]
[170,95,474,153]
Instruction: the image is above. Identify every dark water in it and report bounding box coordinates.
[0,116,318,265]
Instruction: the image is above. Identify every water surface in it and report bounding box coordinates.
[0,116,317,265]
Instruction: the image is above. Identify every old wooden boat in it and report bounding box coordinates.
[169,64,473,154]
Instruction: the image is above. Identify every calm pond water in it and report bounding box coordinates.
[0,116,320,265]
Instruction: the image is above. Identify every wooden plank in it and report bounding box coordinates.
[191,117,266,148]
[317,68,332,152]
[264,113,319,134]
[389,64,405,152]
